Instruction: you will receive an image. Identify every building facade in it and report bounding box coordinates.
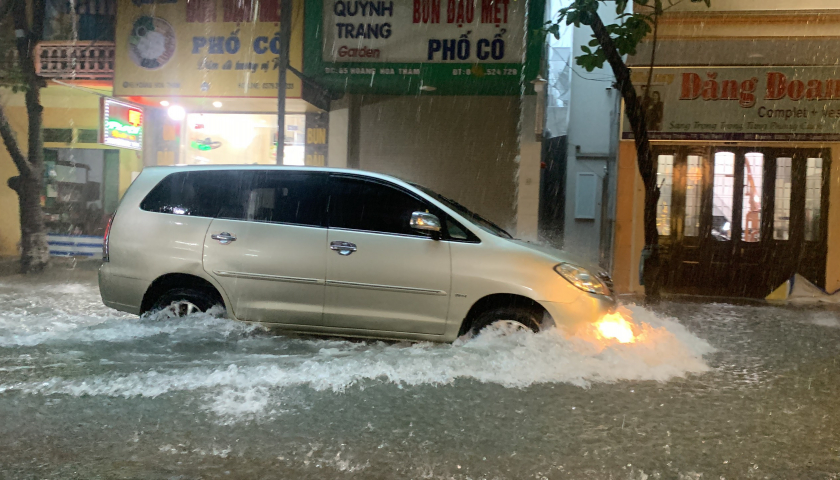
[612,1,840,297]
[0,0,549,259]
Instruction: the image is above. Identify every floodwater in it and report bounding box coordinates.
[1,268,840,479]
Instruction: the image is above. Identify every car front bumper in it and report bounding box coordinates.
[541,294,617,334]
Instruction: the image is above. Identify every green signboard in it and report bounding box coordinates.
[303,0,545,96]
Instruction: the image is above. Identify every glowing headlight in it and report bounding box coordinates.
[554,263,610,295]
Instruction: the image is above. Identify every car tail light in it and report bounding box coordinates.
[103,213,114,262]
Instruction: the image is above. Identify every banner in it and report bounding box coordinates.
[114,0,303,98]
[322,0,525,64]
[623,67,840,141]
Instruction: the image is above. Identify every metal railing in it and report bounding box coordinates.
[35,41,114,79]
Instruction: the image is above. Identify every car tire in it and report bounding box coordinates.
[150,288,220,318]
[470,305,543,336]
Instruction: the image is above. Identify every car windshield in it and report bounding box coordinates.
[411,183,513,239]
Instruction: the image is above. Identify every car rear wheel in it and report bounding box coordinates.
[150,288,220,319]
[470,305,543,336]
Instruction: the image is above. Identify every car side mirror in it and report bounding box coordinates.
[410,211,441,237]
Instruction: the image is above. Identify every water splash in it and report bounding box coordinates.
[1,303,713,423]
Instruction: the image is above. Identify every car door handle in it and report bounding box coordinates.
[330,241,357,256]
[211,232,237,244]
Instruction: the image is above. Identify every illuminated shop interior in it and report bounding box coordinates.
[182,113,306,166]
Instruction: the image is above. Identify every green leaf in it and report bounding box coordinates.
[616,0,629,13]
[581,45,592,54]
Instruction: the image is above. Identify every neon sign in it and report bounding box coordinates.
[100,98,143,150]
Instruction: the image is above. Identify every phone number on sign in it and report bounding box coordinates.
[451,68,518,76]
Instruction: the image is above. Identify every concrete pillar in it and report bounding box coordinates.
[516,95,541,241]
[327,96,357,169]
[327,98,348,168]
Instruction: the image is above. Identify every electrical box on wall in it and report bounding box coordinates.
[574,172,597,220]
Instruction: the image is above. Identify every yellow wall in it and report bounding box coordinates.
[0,106,26,256]
[0,84,145,256]
[824,149,840,293]
[118,149,144,198]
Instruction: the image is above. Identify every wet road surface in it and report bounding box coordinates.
[1,267,839,479]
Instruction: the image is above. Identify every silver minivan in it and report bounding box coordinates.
[99,166,616,342]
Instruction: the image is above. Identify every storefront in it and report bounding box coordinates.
[304,0,545,234]
[112,0,324,168]
[614,66,840,297]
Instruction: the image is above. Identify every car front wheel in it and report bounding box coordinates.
[470,305,543,337]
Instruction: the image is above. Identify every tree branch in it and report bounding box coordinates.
[589,13,652,182]
[0,103,31,175]
[12,0,46,178]
[590,11,660,247]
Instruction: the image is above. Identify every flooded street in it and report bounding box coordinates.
[1,267,839,479]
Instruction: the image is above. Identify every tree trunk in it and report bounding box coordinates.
[16,172,49,272]
[8,0,51,273]
[589,12,662,301]
[20,79,50,273]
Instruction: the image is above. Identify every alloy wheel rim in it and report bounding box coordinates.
[162,300,201,318]
[488,320,531,334]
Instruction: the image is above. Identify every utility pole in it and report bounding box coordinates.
[276,0,293,165]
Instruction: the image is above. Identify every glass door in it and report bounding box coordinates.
[652,145,830,297]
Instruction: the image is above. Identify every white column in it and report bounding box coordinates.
[516,95,541,241]
[327,97,350,168]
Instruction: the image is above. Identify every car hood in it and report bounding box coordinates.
[508,239,604,273]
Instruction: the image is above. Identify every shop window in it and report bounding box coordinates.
[77,129,99,144]
[684,154,703,237]
[185,113,306,166]
[805,157,823,242]
[742,152,763,242]
[774,157,792,240]
[44,128,72,143]
[712,152,735,241]
[656,154,673,236]
[283,115,307,166]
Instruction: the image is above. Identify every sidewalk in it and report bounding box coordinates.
[0,256,101,283]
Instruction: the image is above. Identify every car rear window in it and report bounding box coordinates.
[140,170,327,227]
[140,171,246,218]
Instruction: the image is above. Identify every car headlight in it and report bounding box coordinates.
[554,263,610,295]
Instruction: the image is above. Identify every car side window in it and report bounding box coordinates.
[446,218,470,240]
[140,171,244,218]
[236,171,327,227]
[328,176,435,236]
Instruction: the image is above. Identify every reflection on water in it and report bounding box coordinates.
[1,272,840,478]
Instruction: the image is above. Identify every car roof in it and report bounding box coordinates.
[143,164,409,186]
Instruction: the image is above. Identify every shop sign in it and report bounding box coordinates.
[323,0,525,64]
[623,66,840,141]
[305,112,328,166]
[305,0,544,96]
[99,98,144,150]
[114,0,303,98]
